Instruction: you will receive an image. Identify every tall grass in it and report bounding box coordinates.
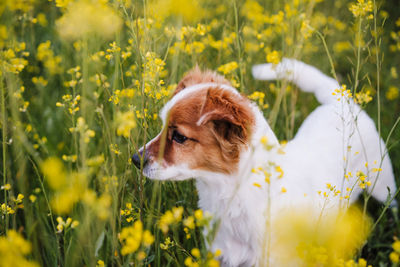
[0,0,399,266]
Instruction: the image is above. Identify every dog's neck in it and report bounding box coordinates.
[194,104,280,266]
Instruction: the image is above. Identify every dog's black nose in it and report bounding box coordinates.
[132,150,147,169]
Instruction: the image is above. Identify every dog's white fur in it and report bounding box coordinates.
[143,59,397,266]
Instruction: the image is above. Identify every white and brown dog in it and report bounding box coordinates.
[132,59,397,266]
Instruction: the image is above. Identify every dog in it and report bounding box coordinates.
[132,59,397,266]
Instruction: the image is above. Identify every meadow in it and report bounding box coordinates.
[0,0,400,266]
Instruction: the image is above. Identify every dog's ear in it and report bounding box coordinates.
[198,87,254,160]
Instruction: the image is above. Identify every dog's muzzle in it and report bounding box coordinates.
[132,149,148,169]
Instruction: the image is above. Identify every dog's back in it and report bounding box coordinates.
[253,59,397,205]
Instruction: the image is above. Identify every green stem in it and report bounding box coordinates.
[354,17,363,94]
[1,70,9,233]
[233,0,244,92]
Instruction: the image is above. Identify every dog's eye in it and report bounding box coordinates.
[172,130,188,144]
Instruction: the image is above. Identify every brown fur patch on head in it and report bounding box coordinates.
[174,66,231,96]
[146,84,255,175]
[198,87,255,163]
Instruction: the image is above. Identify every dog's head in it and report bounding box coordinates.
[132,67,255,180]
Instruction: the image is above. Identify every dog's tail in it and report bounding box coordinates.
[252,58,339,105]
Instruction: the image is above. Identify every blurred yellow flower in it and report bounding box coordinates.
[390,251,400,263]
[271,206,371,266]
[393,240,400,253]
[334,41,352,53]
[217,61,239,75]
[116,111,136,138]
[149,0,204,23]
[386,86,399,101]
[120,220,154,255]
[349,0,373,17]
[0,230,39,267]
[1,184,11,190]
[57,0,122,40]
[183,216,195,229]
[41,157,67,190]
[266,50,281,65]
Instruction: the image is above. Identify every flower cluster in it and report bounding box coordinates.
[332,84,353,101]
[390,239,400,264]
[184,248,221,267]
[349,0,373,18]
[119,220,154,259]
[56,0,123,40]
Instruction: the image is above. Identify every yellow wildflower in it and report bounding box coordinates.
[349,0,373,17]
[41,157,66,190]
[57,0,123,40]
[217,61,239,75]
[275,166,284,178]
[183,216,195,229]
[191,248,201,258]
[194,209,203,220]
[253,182,262,188]
[119,220,154,255]
[266,50,281,65]
[0,230,39,267]
[386,86,399,101]
[29,195,37,203]
[393,240,400,253]
[390,252,400,263]
[1,184,11,190]
[149,0,205,23]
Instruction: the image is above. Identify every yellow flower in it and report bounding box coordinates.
[172,206,184,222]
[183,216,195,229]
[159,210,174,233]
[266,50,281,65]
[300,20,313,39]
[57,0,123,40]
[272,206,371,266]
[115,111,136,138]
[390,252,400,263]
[41,157,67,190]
[1,184,11,190]
[333,41,352,53]
[371,168,382,172]
[29,195,37,203]
[393,240,400,253]
[149,0,205,23]
[120,221,143,255]
[217,61,239,75]
[281,187,287,193]
[119,220,154,256]
[386,86,399,101]
[142,230,155,246]
[355,91,373,105]
[275,166,284,178]
[191,248,201,258]
[0,230,39,267]
[194,209,203,220]
[36,41,62,74]
[349,0,373,17]
[253,182,262,188]
[260,136,268,145]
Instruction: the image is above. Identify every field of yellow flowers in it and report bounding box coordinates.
[0,0,399,266]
